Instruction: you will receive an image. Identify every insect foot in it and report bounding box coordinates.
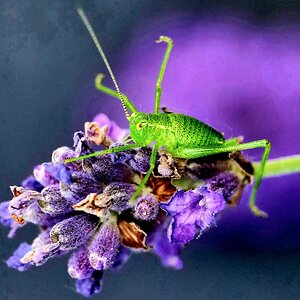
[249,205,268,218]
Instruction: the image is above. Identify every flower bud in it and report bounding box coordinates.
[68,247,94,279]
[52,146,81,171]
[88,222,120,270]
[206,172,239,202]
[109,142,133,163]
[9,187,43,218]
[60,171,103,203]
[83,155,132,184]
[134,195,159,221]
[129,147,151,173]
[102,182,135,212]
[50,214,98,251]
[39,185,73,215]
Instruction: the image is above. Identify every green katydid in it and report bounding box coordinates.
[66,8,271,217]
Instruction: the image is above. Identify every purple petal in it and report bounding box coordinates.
[33,163,58,187]
[198,187,226,214]
[169,217,198,245]
[111,247,131,271]
[148,219,183,270]
[43,162,72,185]
[93,113,129,142]
[160,189,202,217]
[75,270,103,298]
[0,201,13,228]
[21,175,44,192]
[162,186,226,244]
[6,242,32,271]
[68,247,94,280]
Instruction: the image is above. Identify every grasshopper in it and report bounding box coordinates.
[66,8,271,217]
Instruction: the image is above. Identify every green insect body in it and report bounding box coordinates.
[130,112,225,152]
[68,8,271,218]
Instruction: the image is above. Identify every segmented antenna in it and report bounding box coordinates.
[77,7,130,120]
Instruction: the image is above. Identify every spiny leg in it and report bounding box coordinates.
[95,74,138,113]
[129,143,158,205]
[172,139,271,217]
[155,36,173,113]
[63,143,141,163]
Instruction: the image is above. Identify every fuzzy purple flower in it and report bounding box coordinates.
[101,182,136,212]
[0,112,273,297]
[93,113,129,142]
[50,214,99,251]
[21,175,44,192]
[88,222,121,270]
[33,163,58,187]
[68,247,94,280]
[39,185,74,215]
[6,242,32,271]
[134,194,159,221]
[161,174,230,244]
[75,270,103,298]
[147,218,183,270]
[60,171,103,203]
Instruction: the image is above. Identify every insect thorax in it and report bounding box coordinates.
[129,113,224,151]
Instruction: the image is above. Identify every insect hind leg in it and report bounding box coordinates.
[171,139,271,217]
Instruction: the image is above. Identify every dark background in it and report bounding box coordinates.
[1,1,300,299]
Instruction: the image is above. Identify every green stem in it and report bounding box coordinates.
[253,154,300,178]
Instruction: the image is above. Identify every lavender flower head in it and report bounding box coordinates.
[0,111,256,297]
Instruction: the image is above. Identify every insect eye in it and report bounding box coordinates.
[137,122,146,130]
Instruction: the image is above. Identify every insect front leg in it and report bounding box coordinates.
[63,143,141,163]
[172,139,271,217]
[129,143,159,205]
[154,36,173,113]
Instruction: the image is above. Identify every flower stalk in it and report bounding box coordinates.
[253,154,300,178]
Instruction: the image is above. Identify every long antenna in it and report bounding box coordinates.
[77,7,130,120]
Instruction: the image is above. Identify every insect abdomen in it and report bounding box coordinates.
[169,114,224,148]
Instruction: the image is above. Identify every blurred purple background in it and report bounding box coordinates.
[85,14,300,252]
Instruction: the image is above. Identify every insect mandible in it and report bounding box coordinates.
[65,8,271,217]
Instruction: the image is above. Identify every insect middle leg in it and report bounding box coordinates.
[172,139,271,217]
[129,143,158,204]
[154,36,173,113]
